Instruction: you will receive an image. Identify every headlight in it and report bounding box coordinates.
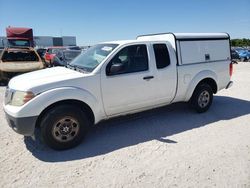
[10,91,35,106]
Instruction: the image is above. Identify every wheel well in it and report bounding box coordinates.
[197,78,217,94]
[35,99,95,128]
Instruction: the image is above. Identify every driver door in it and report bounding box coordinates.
[101,44,156,116]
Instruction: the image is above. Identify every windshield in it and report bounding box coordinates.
[69,43,118,72]
[64,51,81,61]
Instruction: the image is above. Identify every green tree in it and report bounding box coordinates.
[231,39,250,47]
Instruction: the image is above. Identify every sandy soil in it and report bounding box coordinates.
[0,63,250,188]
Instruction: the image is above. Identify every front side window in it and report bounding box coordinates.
[106,44,148,75]
[153,44,170,69]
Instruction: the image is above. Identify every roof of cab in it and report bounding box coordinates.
[137,32,229,40]
[102,40,137,45]
[103,33,229,46]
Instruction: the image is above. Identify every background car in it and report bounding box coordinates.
[44,46,81,66]
[0,47,44,81]
[67,46,81,50]
[235,49,250,62]
[231,49,240,60]
[36,48,47,62]
[51,49,82,66]
[44,47,66,66]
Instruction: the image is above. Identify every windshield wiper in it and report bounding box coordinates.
[67,64,88,73]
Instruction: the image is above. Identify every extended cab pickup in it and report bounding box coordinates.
[3,33,233,150]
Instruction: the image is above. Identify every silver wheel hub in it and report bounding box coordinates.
[52,117,79,142]
[198,91,210,108]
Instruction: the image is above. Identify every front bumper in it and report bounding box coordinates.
[5,112,38,136]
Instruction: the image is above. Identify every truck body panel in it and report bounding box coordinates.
[3,33,233,138]
[100,41,177,116]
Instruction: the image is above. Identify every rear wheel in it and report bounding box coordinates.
[40,104,89,150]
[190,84,213,113]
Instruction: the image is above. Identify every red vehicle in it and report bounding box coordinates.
[6,27,34,47]
[44,47,66,66]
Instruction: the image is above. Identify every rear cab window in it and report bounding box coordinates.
[153,43,170,69]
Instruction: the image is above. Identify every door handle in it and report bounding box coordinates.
[143,76,154,80]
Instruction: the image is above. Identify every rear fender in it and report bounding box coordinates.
[184,70,218,101]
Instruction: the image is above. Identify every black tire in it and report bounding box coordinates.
[190,84,213,113]
[40,104,89,150]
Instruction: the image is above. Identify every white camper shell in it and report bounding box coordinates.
[137,33,231,65]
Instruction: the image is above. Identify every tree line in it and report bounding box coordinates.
[231,39,250,47]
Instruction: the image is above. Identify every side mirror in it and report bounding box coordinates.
[109,63,124,74]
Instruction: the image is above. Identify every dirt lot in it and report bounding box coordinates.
[0,63,250,188]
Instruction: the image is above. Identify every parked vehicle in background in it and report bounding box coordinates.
[51,49,81,66]
[44,46,81,66]
[67,46,81,50]
[0,47,44,81]
[44,47,66,66]
[231,49,240,61]
[36,48,47,62]
[6,27,34,47]
[235,49,250,62]
[3,32,233,150]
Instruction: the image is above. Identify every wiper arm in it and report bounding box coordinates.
[67,64,87,73]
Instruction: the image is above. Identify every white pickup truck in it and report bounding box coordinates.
[4,33,233,150]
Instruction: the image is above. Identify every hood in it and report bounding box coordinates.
[8,67,86,92]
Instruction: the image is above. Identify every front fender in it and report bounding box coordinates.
[184,70,218,101]
[11,87,104,122]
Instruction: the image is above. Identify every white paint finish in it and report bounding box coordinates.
[4,87,105,123]
[174,33,229,39]
[3,33,232,130]
[173,60,230,102]
[100,42,158,115]
[179,40,230,65]
[100,42,177,116]
[137,34,176,50]
[8,67,84,92]
[137,33,229,51]
[7,67,106,123]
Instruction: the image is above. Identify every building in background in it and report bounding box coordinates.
[0,36,76,48]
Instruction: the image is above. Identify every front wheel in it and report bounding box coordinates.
[40,105,89,150]
[190,84,213,113]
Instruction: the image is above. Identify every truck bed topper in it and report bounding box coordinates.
[137,32,231,65]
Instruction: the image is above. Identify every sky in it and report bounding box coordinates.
[0,0,249,45]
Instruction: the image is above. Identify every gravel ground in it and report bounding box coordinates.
[0,63,250,188]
